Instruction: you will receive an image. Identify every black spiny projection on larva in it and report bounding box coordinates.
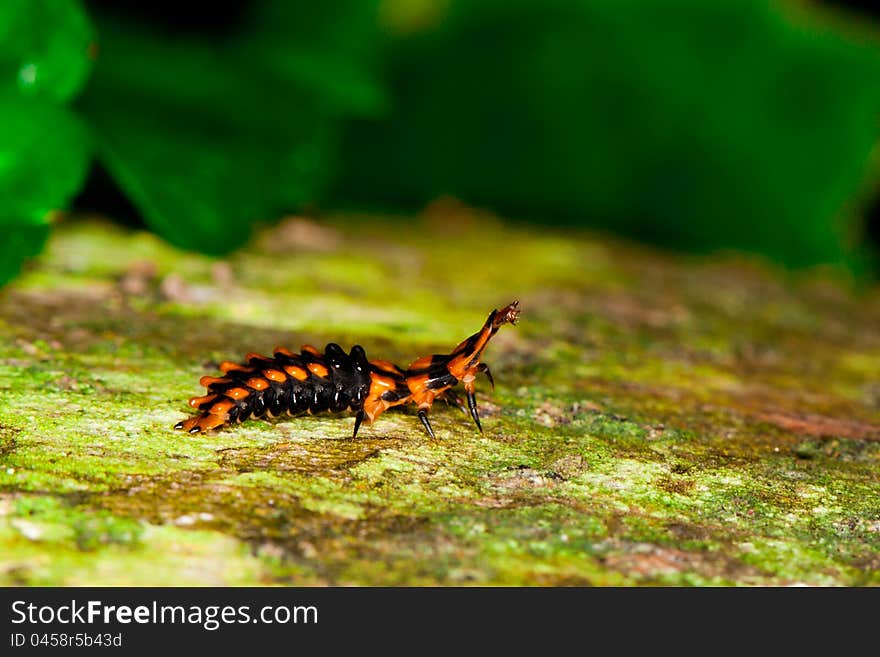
[175,301,520,438]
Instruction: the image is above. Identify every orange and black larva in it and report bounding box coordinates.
[175,301,520,438]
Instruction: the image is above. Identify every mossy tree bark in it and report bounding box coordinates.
[1,209,878,585]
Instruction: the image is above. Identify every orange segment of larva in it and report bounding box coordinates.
[408,355,433,370]
[263,369,286,382]
[209,399,235,416]
[245,377,269,390]
[188,393,218,409]
[196,414,227,432]
[371,360,399,374]
[284,365,309,380]
[301,345,320,356]
[178,417,202,432]
[371,373,397,390]
[273,346,295,357]
[225,387,251,401]
[199,375,231,388]
[219,360,250,373]
[307,362,329,378]
[246,352,272,362]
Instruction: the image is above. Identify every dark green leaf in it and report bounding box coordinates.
[243,0,387,117]
[0,0,94,102]
[0,97,90,286]
[336,0,880,268]
[85,97,334,255]
[0,97,91,223]
[80,4,383,254]
[0,221,50,287]
[0,0,94,288]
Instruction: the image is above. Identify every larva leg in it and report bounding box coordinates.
[352,410,365,439]
[441,390,467,414]
[417,409,436,439]
[476,362,494,389]
[466,389,482,433]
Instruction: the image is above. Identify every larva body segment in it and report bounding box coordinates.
[175,343,376,433]
[175,301,520,438]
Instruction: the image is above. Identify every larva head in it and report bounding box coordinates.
[492,300,520,328]
[445,300,520,383]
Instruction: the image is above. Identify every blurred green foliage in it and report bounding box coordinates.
[78,1,385,254]
[1,0,879,287]
[339,0,880,269]
[0,0,93,286]
[1,0,385,282]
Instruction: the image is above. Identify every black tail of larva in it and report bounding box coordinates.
[175,343,375,434]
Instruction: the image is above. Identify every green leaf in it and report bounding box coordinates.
[243,0,387,116]
[0,97,90,286]
[79,5,381,255]
[0,96,91,223]
[0,0,94,102]
[337,0,880,269]
[0,221,50,287]
[0,0,94,288]
[85,99,334,254]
